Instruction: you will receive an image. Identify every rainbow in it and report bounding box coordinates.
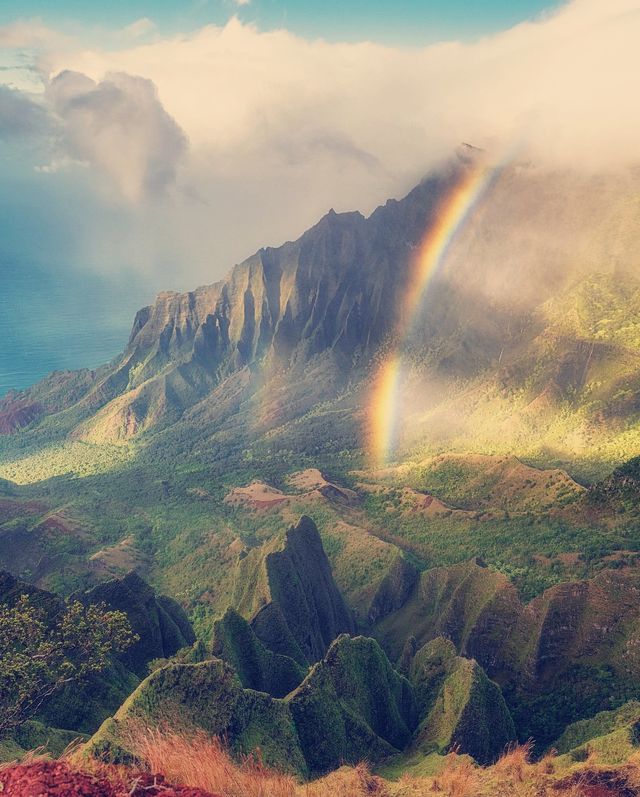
[367,157,508,467]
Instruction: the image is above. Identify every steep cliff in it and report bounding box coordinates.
[211,607,306,697]
[89,658,308,776]
[288,634,418,775]
[74,572,196,678]
[373,561,640,748]
[231,516,355,665]
[408,638,515,765]
[91,635,419,778]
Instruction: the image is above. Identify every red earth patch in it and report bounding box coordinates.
[0,760,221,797]
[0,401,42,435]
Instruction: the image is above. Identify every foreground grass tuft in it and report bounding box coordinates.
[92,727,640,797]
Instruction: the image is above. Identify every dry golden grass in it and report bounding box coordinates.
[304,763,388,797]
[491,741,535,784]
[94,726,640,797]
[429,753,480,797]
[130,726,298,797]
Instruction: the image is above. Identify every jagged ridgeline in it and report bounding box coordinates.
[5,154,640,474]
[88,517,515,775]
[5,152,640,783]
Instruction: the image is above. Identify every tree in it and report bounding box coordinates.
[0,595,137,736]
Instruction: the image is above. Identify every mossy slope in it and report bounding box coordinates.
[89,659,308,776]
[74,571,195,677]
[211,607,306,697]
[233,516,355,665]
[0,721,87,763]
[409,638,515,765]
[89,636,424,778]
[288,634,418,775]
[553,701,640,765]
[373,560,640,748]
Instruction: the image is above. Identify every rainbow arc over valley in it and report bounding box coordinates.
[367,156,510,467]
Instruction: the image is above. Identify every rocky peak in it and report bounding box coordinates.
[232,516,355,665]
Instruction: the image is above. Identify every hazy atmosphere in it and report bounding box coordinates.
[3,3,640,796]
[2,0,638,283]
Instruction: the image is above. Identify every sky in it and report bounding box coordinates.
[0,2,560,47]
[0,0,639,294]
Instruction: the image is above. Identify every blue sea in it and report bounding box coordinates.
[0,260,153,397]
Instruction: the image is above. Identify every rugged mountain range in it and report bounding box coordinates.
[3,153,640,778]
[89,518,515,775]
[4,152,640,470]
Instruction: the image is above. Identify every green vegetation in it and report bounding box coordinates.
[0,721,87,762]
[231,516,355,665]
[288,635,417,775]
[212,608,307,697]
[554,701,640,759]
[5,238,640,781]
[0,595,135,737]
[89,658,309,776]
[409,638,515,765]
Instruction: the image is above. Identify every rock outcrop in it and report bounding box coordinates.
[231,516,355,666]
[90,658,308,776]
[374,559,520,670]
[367,555,420,625]
[90,635,420,778]
[211,608,306,697]
[288,634,418,775]
[74,572,196,678]
[373,560,640,748]
[408,638,515,765]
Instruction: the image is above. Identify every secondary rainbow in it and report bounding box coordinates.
[368,159,506,467]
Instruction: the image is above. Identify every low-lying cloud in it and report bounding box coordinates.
[0,85,48,140]
[0,0,638,285]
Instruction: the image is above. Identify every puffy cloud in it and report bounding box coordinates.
[46,70,188,200]
[49,0,640,174]
[0,0,638,283]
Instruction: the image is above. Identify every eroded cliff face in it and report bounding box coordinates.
[6,157,640,449]
[74,571,196,678]
[119,194,435,385]
[0,160,472,441]
[83,521,522,775]
[372,560,640,747]
[409,637,516,765]
[231,516,355,665]
[287,634,419,775]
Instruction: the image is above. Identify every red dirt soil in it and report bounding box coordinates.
[0,401,42,435]
[0,760,221,797]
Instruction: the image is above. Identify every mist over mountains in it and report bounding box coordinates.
[5,2,640,793]
[3,145,640,792]
[2,149,640,480]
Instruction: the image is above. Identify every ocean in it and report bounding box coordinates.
[0,260,153,397]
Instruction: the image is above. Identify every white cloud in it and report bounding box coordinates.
[46,70,187,201]
[43,0,640,175]
[0,0,639,283]
[123,18,157,40]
